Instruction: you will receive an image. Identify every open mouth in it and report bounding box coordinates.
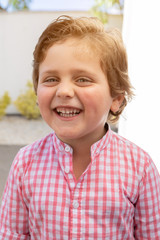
[55,107,81,117]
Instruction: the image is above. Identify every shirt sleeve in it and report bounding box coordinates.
[134,158,160,239]
[0,151,30,240]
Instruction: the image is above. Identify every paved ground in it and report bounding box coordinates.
[0,115,52,145]
[0,115,52,202]
[0,145,24,201]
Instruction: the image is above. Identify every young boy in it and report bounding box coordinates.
[0,15,160,240]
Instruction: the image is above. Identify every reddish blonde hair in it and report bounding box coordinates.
[33,15,134,123]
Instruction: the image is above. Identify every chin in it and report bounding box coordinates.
[55,132,77,141]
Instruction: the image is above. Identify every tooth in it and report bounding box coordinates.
[56,107,80,116]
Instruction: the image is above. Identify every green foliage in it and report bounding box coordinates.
[14,81,40,119]
[91,0,124,24]
[0,92,11,119]
[8,0,32,10]
[0,0,32,11]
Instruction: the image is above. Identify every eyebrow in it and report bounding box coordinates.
[39,70,59,78]
[72,70,96,78]
[39,69,97,79]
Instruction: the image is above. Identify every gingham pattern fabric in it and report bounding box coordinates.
[0,129,160,240]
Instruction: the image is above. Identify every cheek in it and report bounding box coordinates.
[80,88,111,110]
[37,87,52,105]
[37,90,45,106]
[79,90,97,109]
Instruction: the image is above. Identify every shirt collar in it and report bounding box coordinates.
[52,123,112,157]
[90,124,111,159]
[52,133,73,155]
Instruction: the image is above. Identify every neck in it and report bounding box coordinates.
[67,124,108,154]
[66,124,108,180]
[72,142,91,180]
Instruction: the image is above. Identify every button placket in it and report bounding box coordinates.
[68,173,73,179]
[64,166,70,174]
[70,200,80,238]
[74,190,79,198]
[59,145,64,151]
[64,166,76,189]
[70,180,86,239]
[73,200,79,209]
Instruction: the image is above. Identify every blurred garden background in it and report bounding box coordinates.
[0,0,160,199]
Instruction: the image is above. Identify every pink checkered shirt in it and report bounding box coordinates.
[0,128,160,239]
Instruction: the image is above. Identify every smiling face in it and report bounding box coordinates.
[37,38,122,147]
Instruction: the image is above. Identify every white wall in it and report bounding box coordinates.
[119,0,160,172]
[0,11,123,113]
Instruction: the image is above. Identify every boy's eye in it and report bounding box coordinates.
[78,78,88,82]
[76,78,92,85]
[46,78,58,82]
[41,78,59,85]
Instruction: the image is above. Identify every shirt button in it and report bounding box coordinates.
[65,166,70,174]
[73,201,79,209]
[65,146,70,152]
[68,174,73,179]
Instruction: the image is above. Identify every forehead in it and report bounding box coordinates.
[39,37,105,78]
[45,37,101,61]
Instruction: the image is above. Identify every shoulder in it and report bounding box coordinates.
[109,130,154,174]
[109,130,160,192]
[110,130,151,159]
[19,132,54,157]
[11,133,55,176]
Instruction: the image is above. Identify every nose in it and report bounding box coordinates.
[56,81,74,98]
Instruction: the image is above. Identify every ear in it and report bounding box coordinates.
[110,94,124,113]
